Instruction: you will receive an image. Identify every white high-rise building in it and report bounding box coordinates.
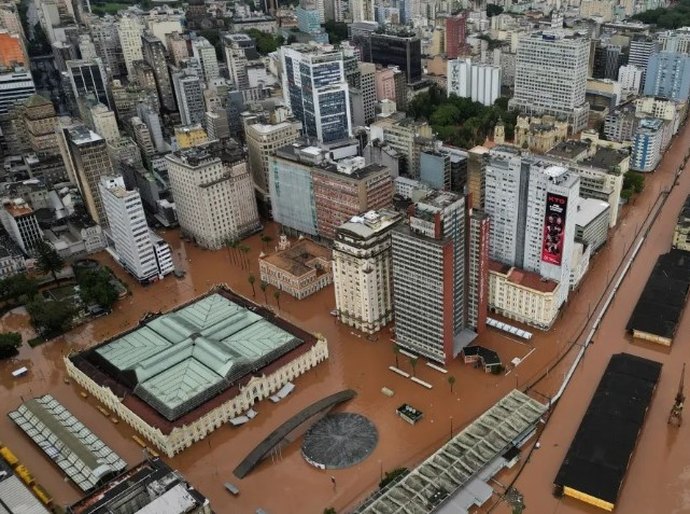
[484,146,580,310]
[117,13,144,79]
[618,64,643,96]
[172,69,205,126]
[351,0,375,21]
[192,37,219,85]
[99,176,174,282]
[89,103,120,143]
[166,144,261,249]
[447,58,502,106]
[0,69,35,115]
[510,31,590,132]
[333,210,402,334]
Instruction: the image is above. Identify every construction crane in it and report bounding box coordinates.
[669,363,685,427]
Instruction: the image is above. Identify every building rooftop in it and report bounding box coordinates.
[546,140,591,161]
[68,458,209,514]
[555,353,662,508]
[67,125,103,146]
[575,198,610,227]
[3,200,33,217]
[582,147,628,172]
[262,239,331,277]
[8,395,127,492]
[637,117,664,132]
[71,288,317,429]
[626,249,690,341]
[489,260,559,293]
[0,458,50,514]
[337,210,403,240]
[355,390,546,514]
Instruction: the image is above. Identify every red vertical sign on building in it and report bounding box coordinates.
[541,193,567,265]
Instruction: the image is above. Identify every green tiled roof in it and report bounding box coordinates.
[95,294,302,420]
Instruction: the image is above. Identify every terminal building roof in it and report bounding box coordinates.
[8,395,127,492]
[355,390,546,514]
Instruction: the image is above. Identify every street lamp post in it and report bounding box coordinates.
[449,416,454,441]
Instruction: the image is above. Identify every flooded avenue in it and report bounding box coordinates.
[2,121,690,513]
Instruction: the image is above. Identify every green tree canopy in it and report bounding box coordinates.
[323,20,348,45]
[26,297,76,337]
[77,269,119,310]
[0,274,38,305]
[35,239,64,281]
[0,332,22,359]
[487,3,504,16]
[246,29,285,55]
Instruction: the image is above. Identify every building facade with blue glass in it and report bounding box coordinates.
[280,45,352,144]
[643,51,690,101]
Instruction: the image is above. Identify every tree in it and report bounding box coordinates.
[226,239,236,266]
[35,239,64,281]
[261,233,273,250]
[273,289,281,309]
[240,244,251,269]
[77,269,118,310]
[379,467,409,488]
[409,356,418,377]
[323,20,348,45]
[0,332,22,359]
[246,29,284,55]
[448,374,456,393]
[248,273,256,297]
[487,4,504,16]
[0,274,38,305]
[324,509,337,514]
[260,280,268,303]
[26,297,76,337]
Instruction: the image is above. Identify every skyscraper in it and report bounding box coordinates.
[0,69,34,115]
[58,125,115,226]
[445,12,468,59]
[628,35,659,83]
[447,58,501,106]
[368,32,422,84]
[66,59,111,109]
[166,144,261,249]
[484,146,580,309]
[643,51,690,101]
[511,32,590,132]
[172,69,205,126]
[142,31,176,112]
[391,191,471,363]
[100,176,174,282]
[350,0,375,21]
[117,13,144,79]
[333,209,402,334]
[280,44,352,143]
[191,37,220,84]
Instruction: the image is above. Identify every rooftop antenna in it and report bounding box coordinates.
[669,363,685,427]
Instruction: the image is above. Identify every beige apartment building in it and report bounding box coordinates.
[245,120,301,198]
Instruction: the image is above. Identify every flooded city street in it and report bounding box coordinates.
[2,120,690,513]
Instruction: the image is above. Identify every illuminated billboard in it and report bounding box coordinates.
[541,193,567,265]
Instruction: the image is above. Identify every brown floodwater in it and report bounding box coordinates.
[1,125,689,514]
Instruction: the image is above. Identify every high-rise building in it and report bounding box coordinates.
[333,209,402,334]
[19,94,59,157]
[445,12,468,59]
[100,176,173,282]
[484,146,580,309]
[280,45,352,143]
[166,144,261,249]
[137,103,166,153]
[88,103,120,143]
[0,31,26,68]
[142,31,176,112]
[166,32,189,66]
[351,0,375,21]
[172,69,205,126]
[631,118,664,172]
[447,58,501,106]
[117,13,144,78]
[467,210,489,333]
[392,191,471,363]
[643,51,690,101]
[245,120,302,200]
[205,110,230,141]
[369,113,433,177]
[66,59,111,109]
[628,35,659,83]
[191,37,219,84]
[618,64,643,96]
[349,62,377,126]
[511,32,590,132]
[224,33,254,90]
[0,201,43,254]
[131,116,155,156]
[368,32,422,84]
[58,125,114,225]
[0,69,35,115]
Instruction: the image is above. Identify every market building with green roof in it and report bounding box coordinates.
[65,286,329,457]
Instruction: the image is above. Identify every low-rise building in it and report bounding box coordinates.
[574,198,610,252]
[67,458,211,514]
[514,114,569,154]
[488,260,562,330]
[65,288,328,457]
[672,194,690,251]
[259,238,332,299]
[333,210,402,334]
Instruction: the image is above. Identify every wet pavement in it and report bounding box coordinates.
[1,124,689,513]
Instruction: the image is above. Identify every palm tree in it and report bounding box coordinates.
[393,344,400,368]
[273,289,281,309]
[240,244,251,269]
[248,273,256,297]
[260,280,268,303]
[448,375,456,393]
[229,239,240,266]
[409,356,418,377]
[261,233,273,251]
[225,239,234,265]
